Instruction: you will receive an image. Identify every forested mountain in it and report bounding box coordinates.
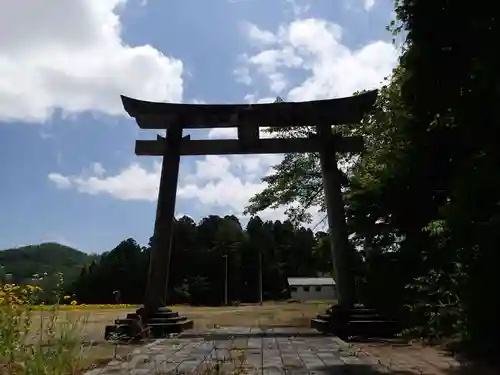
[68,215,333,306]
[0,243,97,284]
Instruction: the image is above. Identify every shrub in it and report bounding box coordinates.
[0,274,86,375]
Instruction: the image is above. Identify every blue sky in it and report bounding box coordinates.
[0,0,397,253]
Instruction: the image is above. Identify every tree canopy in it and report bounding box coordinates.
[67,215,332,306]
[246,0,500,359]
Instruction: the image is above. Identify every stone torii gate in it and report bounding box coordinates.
[105,90,378,339]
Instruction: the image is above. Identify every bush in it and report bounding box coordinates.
[0,274,86,375]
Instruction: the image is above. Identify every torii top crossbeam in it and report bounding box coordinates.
[121,90,378,129]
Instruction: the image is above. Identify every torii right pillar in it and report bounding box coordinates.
[316,124,355,309]
[313,125,398,339]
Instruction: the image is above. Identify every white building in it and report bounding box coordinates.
[287,277,337,301]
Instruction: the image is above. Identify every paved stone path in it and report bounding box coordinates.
[85,327,395,375]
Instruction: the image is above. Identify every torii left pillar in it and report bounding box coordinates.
[104,125,194,340]
[144,126,183,313]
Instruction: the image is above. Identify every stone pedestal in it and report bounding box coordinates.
[105,306,193,340]
[311,305,399,339]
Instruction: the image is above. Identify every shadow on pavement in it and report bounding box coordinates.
[178,331,328,340]
[322,364,420,374]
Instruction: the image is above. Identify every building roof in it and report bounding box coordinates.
[120,90,378,130]
[287,277,336,286]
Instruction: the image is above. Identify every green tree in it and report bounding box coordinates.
[66,215,341,305]
[244,0,500,359]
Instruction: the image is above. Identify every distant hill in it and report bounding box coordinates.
[0,242,97,284]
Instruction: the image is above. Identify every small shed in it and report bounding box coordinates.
[287,277,337,301]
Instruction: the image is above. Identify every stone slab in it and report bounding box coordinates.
[87,327,388,375]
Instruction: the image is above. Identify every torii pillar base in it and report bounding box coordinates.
[105,307,194,341]
[311,305,399,340]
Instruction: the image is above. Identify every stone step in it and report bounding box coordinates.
[350,309,380,316]
[104,324,136,340]
[148,319,194,338]
[105,318,194,340]
[316,314,337,322]
[106,306,192,340]
[326,307,377,315]
[156,306,173,313]
[349,314,385,321]
[348,320,399,338]
[149,311,180,319]
[148,315,188,324]
[122,310,180,322]
[147,320,191,327]
[115,315,188,325]
[311,318,399,339]
[311,318,329,331]
[127,307,179,319]
[115,318,136,325]
[317,313,384,322]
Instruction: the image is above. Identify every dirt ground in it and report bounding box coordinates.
[32,303,497,375]
[352,339,498,375]
[56,301,330,342]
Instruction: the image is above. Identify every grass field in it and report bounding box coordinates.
[57,301,331,342]
[30,301,332,372]
[7,302,494,375]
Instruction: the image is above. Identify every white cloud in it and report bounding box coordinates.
[363,0,376,11]
[237,19,397,100]
[48,17,396,227]
[228,0,311,17]
[242,94,276,104]
[284,0,311,17]
[0,0,183,123]
[188,156,233,181]
[207,128,238,139]
[190,99,207,104]
[239,48,304,94]
[206,126,275,140]
[243,23,278,46]
[347,0,376,11]
[48,173,72,189]
[91,162,106,177]
[178,176,263,214]
[48,162,162,201]
[49,155,281,207]
[233,64,253,86]
[48,154,326,228]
